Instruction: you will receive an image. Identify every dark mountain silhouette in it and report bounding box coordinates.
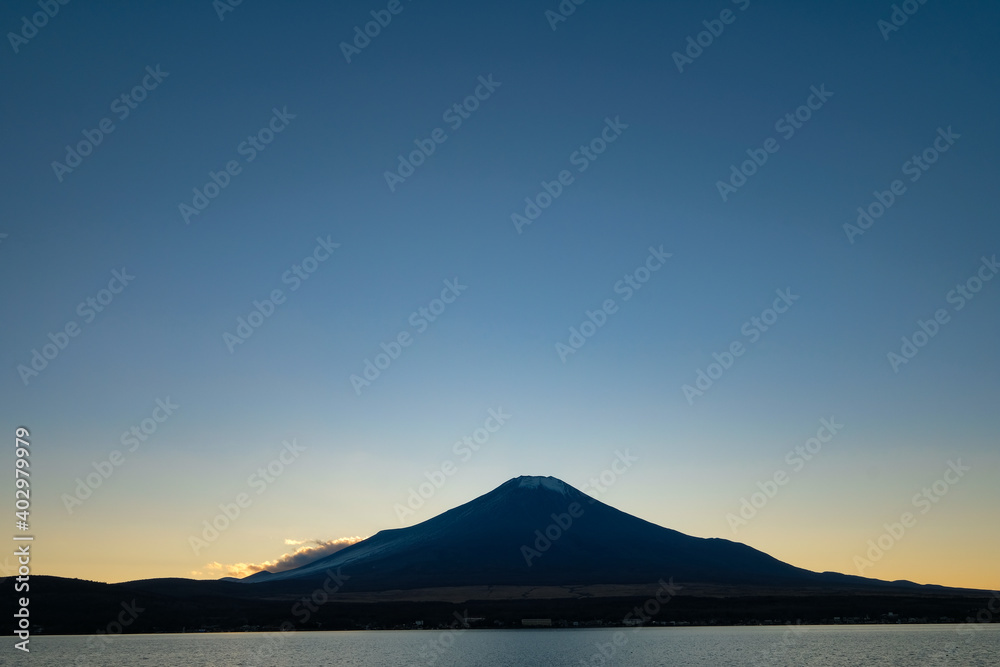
[240,476,951,593]
[7,476,991,634]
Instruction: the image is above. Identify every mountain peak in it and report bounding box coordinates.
[511,475,571,495]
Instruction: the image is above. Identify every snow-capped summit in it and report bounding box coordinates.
[513,475,571,494]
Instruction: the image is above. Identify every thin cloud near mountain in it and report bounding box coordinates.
[194,536,366,578]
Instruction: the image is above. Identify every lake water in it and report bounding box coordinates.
[3,625,998,666]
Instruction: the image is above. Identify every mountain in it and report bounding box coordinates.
[9,476,990,634]
[244,475,933,593]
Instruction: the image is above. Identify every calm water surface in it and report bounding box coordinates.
[3,625,998,666]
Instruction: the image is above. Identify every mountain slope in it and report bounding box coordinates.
[249,476,910,592]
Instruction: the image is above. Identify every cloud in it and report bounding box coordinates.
[196,536,366,579]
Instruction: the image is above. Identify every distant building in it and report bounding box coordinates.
[521,619,552,627]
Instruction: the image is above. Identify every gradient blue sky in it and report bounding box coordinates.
[1,0,998,588]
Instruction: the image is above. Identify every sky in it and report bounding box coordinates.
[1,0,998,590]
